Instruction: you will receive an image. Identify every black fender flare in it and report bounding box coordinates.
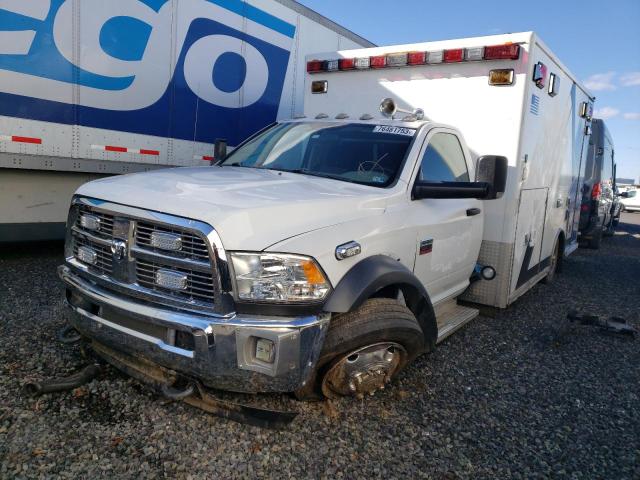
[323,255,437,350]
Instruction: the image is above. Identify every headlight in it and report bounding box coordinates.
[229,252,331,303]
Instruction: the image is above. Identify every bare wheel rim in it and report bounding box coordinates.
[321,342,407,399]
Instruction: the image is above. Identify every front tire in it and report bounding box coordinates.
[294,298,425,400]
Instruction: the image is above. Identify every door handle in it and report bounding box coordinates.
[466,208,481,216]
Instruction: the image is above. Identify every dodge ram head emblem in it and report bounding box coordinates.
[111,240,127,261]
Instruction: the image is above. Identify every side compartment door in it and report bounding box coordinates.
[409,129,483,304]
[511,188,549,293]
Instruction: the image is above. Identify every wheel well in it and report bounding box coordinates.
[322,255,438,351]
[556,231,565,272]
[369,282,437,352]
[369,284,401,300]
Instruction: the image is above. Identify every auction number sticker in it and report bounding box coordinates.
[373,125,416,136]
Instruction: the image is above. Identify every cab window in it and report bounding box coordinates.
[418,133,470,182]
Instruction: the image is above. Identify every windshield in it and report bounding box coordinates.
[220,122,416,187]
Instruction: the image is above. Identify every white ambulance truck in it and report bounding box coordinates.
[0,0,372,241]
[58,32,594,401]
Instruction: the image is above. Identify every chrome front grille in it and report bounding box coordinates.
[72,235,113,275]
[136,260,215,304]
[68,200,221,312]
[135,222,209,261]
[77,205,114,238]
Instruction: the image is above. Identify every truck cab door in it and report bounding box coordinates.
[408,129,483,305]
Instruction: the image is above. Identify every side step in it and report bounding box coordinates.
[435,300,479,344]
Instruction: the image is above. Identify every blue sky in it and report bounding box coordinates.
[300,0,640,182]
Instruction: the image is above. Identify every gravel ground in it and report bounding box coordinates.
[1,213,639,479]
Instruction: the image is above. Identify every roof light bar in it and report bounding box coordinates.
[306,42,521,74]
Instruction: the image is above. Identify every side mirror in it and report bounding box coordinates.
[411,155,508,201]
[619,191,629,198]
[476,155,508,200]
[214,138,228,163]
[412,181,491,200]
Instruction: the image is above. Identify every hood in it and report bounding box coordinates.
[77,166,390,250]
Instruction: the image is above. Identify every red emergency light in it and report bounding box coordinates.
[306,60,325,73]
[339,58,355,70]
[484,44,521,60]
[407,51,426,65]
[443,49,464,63]
[370,55,387,69]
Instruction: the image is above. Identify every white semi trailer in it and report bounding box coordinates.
[0,0,372,241]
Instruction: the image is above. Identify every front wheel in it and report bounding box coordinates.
[294,298,425,400]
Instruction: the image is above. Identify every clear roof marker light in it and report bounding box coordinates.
[426,50,444,64]
[386,52,408,67]
[354,57,371,69]
[465,47,485,61]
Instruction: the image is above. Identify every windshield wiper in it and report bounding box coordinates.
[258,167,305,174]
[227,166,362,185]
[270,168,361,184]
[300,171,358,183]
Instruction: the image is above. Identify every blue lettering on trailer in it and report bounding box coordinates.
[0,0,295,145]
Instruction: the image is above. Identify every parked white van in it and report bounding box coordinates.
[620,189,640,212]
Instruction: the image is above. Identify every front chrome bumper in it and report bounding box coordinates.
[58,265,330,393]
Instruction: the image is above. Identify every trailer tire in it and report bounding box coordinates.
[294,298,424,401]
